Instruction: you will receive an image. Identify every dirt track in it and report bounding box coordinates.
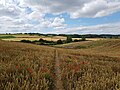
[54,49,63,90]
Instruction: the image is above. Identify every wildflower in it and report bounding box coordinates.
[27,68,33,73]
[16,66,19,69]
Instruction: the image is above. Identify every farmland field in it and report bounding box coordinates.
[0,34,104,41]
[0,39,120,90]
[1,0,120,89]
[0,34,66,41]
[72,38,105,41]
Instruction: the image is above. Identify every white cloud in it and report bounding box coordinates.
[28,11,44,20]
[24,0,120,18]
[40,17,66,29]
[51,17,66,29]
[1,0,120,18]
[0,0,120,33]
[0,4,21,18]
[71,0,107,18]
[51,22,120,34]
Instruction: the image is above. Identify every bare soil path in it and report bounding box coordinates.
[54,49,63,90]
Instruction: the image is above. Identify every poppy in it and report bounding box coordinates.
[27,68,33,73]
[16,66,19,69]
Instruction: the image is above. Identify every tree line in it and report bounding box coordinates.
[21,36,86,45]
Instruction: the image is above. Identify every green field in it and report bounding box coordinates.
[0,35,16,39]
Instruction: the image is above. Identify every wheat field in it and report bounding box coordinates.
[0,40,120,90]
[0,34,66,41]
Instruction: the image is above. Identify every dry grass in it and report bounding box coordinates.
[72,38,105,41]
[2,37,66,41]
[0,41,56,90]
[1,34,104,42]
[0,34,39,38]
[11,34,40,38]
[58,48,120,90]
[2,38,41,41]
[0,39,120,90]
[1,34,66,41]
[41,36,66,41]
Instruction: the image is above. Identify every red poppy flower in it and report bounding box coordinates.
[27,68,33,73]
[16,66,19,69]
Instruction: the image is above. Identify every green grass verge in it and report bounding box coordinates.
[0,36,16,39]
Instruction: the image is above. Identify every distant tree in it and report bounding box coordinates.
[39,38,44,42]
[57,39,63,44]
[112,36,118,39]
[74,39,80,42]
[21,40,31,43]
[66,36,72,43]
[81,36,86,41]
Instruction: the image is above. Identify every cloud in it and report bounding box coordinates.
[40,17,66,29]
[0,15,66,33]
[51,22,120,34]
[50,17,66,29]
[28,11,44,20]
[24,0,120,18]
[0,4,21,18]
[0,15,35,33]
[1,0,120,18]
[71,0,107,18]
[0,0,120,34]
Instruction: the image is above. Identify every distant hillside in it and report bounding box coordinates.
[55,39,120,57]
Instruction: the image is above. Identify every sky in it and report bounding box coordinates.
[0,0,120,34]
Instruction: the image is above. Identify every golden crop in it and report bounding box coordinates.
[0,39,120,90]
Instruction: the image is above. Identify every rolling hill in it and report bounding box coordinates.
[0,40,120,90]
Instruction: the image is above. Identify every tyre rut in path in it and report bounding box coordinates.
[54,49,63,90]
